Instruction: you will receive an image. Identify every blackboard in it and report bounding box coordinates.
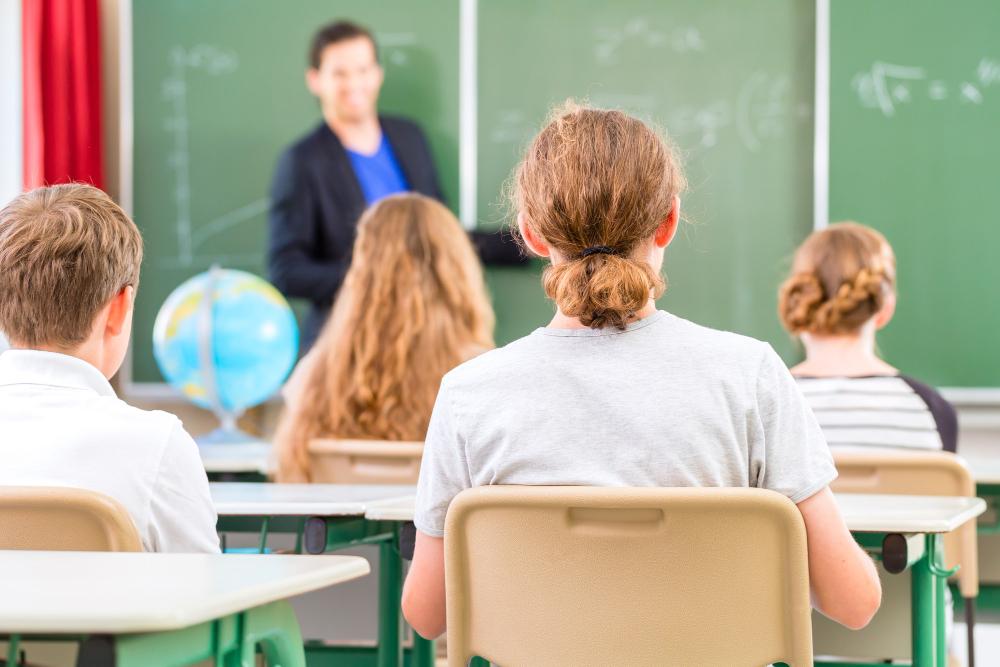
[129,0,816,383]
[829,0,1000,388]
[130,0,459,382]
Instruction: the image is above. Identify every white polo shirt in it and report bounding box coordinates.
[0,350,220,553]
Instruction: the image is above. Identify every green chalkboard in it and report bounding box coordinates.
[131,0,816,383]
[830,0,1000,388]
[478,0,817,355]
[130,0,459,383]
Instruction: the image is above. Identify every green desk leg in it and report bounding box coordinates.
[912,537,937,667]
[933,536,947,667]
[927,533,960,667]
[107,601,305,667]
[411,633,435,667]
[378,539,403,667]
[6,634,19,666]
[242,600,306,667]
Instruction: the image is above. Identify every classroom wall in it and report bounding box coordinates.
[100,0,122,202]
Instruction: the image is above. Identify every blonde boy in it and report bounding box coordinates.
[0,184,218,552]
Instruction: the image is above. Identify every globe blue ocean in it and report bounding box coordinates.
[152,269,299,414]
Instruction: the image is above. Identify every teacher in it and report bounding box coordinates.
[268,20,520,350]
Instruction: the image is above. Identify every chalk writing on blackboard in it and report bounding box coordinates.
[853,60,998,117]
[376,32,417,67]
[594,19,704,65]
[488,72,806,155]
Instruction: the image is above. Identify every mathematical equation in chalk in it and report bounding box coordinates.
[852,58,1000,117]
[488,72,810,154]
[594,18,705,65]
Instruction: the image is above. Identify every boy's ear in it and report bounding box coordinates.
[654,196,681,248]
[517,212,550,258]
[105,286,135,337]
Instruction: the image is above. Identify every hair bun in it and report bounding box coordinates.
[543,253,664,329]
[777,272,825,333]
[813,268,886,333]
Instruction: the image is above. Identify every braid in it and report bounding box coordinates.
[813,268,887,334]
[778,272,825,333]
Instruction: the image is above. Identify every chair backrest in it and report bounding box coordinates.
[307,438,423,484]
[444,486,813,666]
[830,448,978,596]
[0,486,142,552]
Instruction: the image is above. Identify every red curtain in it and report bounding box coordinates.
[22,0,105,190]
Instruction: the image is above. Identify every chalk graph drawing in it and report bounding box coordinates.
[161,45,268,268]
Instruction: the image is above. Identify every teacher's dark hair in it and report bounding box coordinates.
[308,20,379,68]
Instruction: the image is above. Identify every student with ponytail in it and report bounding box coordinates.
[401,103,881,638]
[779,222,957,452]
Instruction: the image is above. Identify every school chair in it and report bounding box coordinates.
[0,487,142,666]
[0,486,141,552]
[308,438,423,484]
[814,449,977,666]
[444,486,813,666]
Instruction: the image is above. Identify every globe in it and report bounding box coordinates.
[152,268,299,433]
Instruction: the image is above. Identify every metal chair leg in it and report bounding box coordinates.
[966,596,976,667]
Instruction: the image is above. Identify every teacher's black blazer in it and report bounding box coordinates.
[268,116,523,349]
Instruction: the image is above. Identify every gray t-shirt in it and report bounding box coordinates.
[414,310,836,537]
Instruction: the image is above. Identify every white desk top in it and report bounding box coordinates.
[199,442,274,474]
[211,482,415,516]
[0,552,369,634]
[364,495,418,521]
[963,453,1000,485]
[836,493,985,533]
[357,491,986,534]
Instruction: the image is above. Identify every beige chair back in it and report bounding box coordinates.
[830,448,977,597]
[444,486,813,666]
[0,486,142,552]
[308,438,423,484]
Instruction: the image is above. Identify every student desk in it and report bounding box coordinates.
[830,493,984,667]
[199,441,273,481]
[0,551,368,667]
[961,453,1000,614]
[211,482,429,667]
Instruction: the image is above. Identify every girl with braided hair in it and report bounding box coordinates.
[778,222,957,452]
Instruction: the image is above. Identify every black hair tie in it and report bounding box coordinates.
[580,245,616,258]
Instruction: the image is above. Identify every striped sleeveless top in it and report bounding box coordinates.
[794,375,957,452]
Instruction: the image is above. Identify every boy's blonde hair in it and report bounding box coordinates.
[0,184,143,348]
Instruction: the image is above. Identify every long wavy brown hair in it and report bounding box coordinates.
[275,193,495,482]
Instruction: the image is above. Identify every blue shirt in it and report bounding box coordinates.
[345,136,410,205]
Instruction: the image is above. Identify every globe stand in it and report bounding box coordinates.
[192,265,267,448]
[195,412,266,446]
